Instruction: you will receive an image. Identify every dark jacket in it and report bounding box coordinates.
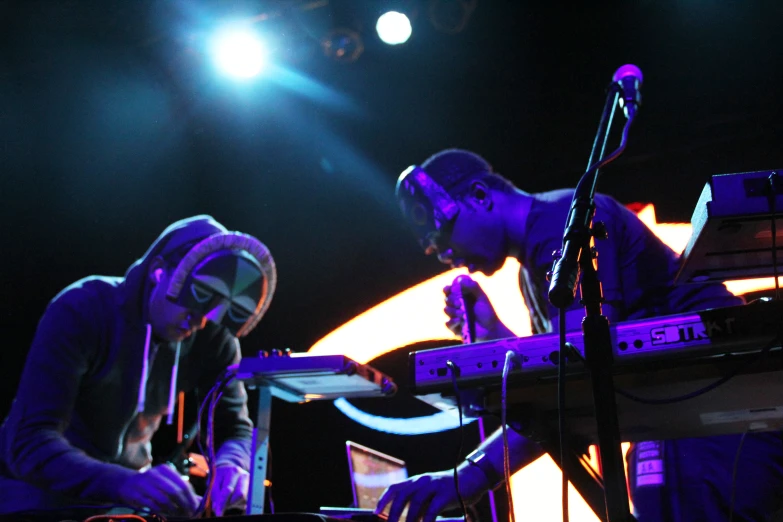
[0,216,253,505]
[518,189,744,333]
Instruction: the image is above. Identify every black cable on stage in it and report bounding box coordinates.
[616,336,779,405]
[446,360,469,522]
[501,350,521,522]
[194,371,236,517]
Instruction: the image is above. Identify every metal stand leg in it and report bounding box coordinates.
[247,385,272,515]
[583,315,631,521]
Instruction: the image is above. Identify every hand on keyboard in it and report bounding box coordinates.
[375,467,487,522]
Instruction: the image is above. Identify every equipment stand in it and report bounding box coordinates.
[548,82,635,521]
[247,385,273,515]
[580,250,632,521]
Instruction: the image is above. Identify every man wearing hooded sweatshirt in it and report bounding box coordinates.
[0,215,277,518]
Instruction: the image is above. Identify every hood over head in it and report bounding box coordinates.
[123,215,276,338]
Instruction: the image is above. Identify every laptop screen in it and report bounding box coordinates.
[346,441,408,510]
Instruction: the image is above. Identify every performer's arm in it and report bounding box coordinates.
[376,426,544,522]
[460,427,544,491]
[2,290,137,501]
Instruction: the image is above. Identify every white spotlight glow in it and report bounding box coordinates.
[376,11,412,45]
[212,28,266,79]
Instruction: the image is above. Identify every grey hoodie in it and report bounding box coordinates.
[0,215,253,509]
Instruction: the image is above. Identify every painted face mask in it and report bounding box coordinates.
[165,233,276,337]
[395,165,459,254]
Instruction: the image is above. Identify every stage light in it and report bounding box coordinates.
[376,11,412,45]
[211,27,266,79]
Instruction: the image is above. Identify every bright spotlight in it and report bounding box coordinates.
[376,11,412,45]
[211,27,266,79]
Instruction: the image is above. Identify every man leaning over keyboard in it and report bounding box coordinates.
[378,148,783,522]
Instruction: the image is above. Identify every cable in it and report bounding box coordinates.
[267,441,276,514]
[205,376,234,514]
[767,172,780,300]
[557,310,570,522]
[548,81,634,522]
[501,350,520,522]
[729,432,749,522]
[561,113,636,268]
[203,379,230,515]
[555,112,636,314]
[616,371,738,406]
[446,360,469,522]
[206,385,224,514]
[616,335,780,405]
[194,394,215,516]
[573,113,636,201]
[194,371,236,518]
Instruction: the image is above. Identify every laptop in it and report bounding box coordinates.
[320,441,408,520]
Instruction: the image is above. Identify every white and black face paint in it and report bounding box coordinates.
[171,249,265,335]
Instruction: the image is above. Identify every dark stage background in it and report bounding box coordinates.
[2,0,783,514]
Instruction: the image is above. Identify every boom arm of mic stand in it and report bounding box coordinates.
[548,82,637,521]
[548,85,620,309]
[547,196,596,309]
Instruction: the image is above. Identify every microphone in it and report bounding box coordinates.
[548,64,643,309]
[453,275,477,344]
[612,64,643,118]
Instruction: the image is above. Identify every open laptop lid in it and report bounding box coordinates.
[323,443,458,521]
[346,441,408,510]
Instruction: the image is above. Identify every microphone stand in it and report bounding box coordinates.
[548,82,635,522]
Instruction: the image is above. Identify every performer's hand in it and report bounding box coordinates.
[375,466,488,522]
[444,276,514,342]
[116,464,201,516]
[211,463,250,516]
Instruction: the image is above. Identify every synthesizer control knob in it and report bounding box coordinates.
[258,350,270,358]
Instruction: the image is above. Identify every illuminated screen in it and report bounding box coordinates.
[347,441,408,510]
